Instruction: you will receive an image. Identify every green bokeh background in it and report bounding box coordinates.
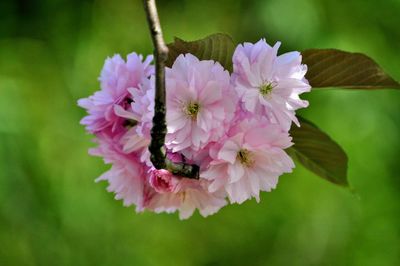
[1,0,399,265]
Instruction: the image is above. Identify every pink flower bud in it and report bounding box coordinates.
[149,169,179,194]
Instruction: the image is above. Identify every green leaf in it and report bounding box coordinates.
[288,117,348,186]
[302,49,400,89]
[166,33,235,72]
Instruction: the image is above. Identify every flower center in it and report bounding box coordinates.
[123,119,137,128]
[120,97,137,128]
[237,149,254,167]
[259,82,276,97]
[185,102,200,118]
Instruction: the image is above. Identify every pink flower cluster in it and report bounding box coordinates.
[78,39,311,219]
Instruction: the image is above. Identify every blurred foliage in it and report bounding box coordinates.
[0,0,399,265]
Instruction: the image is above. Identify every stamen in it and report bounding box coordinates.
[185,102,200,119]
[237,149,254,167]
[123,119,137,128]
[259,82,276,97]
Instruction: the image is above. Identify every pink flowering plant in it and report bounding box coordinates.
[78,0,400,219]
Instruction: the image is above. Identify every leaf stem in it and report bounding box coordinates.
[143,0,199,179]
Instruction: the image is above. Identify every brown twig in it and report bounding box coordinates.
[143,0,199,179]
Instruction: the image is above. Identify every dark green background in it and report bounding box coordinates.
[1,0,399,265]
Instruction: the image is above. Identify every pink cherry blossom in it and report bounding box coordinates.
[114,76,155,165]
[78,45,311,219]
[143,176,227,219]
[165,54,237,158]
[78,53,154,134]
[90,132,146,209]
[202,119,295,204]
[232,39,311,130]
[114,76,155,138]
